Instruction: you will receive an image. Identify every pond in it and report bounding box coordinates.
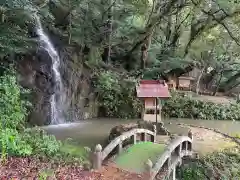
[43,118,240,149]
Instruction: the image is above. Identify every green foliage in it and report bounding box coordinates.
[0,72,61,159]
[232,133,240,139]
[0,128,32,157]
[177,162,206,180]
[95,70,142,118]
[114,142,165,173]
[58,139,90,163]
[0,71,30,129]
[0,71,93,164]
[38,169,55,180]
[162,91,240,120]
[177,147,240,180]
[21,128,61,157]
[0,1,37,55]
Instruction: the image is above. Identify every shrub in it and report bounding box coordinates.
[22,128,61,157]
[0,72,29,129]
[162,91,240,120]
[94,71,142,118]
[0,128,33,157]
[177,147,240,180]
[0,72,61,159]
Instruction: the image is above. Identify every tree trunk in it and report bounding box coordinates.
[140,31,153,70]
[196,68,204,95]
[223,71,240,92]
[102,0,113,64]
[212,71,223,96]
[68,0,72,45]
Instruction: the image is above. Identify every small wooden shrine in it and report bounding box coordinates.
[136,80,171,123]
[178,76,195,91]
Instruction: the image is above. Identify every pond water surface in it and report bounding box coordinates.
[43,118,240,148]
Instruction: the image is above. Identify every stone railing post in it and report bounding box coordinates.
[177,144,182,156]
[132,134,137,144]
[185,141,188,151]
[172,167,176,180]
[188,129,193,140]
[118,136,124,154]
[145,159,153,179]
[188,130,193,152]
[92,144,102,170]
[152,125,157,143]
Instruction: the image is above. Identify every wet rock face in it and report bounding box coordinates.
[59,47,98,122]
[17,46,98,125]
[16,26,98,125]
[17,52,55,126]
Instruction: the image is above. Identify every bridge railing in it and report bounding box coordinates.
[145,131,193,180]
[92,125,157,169]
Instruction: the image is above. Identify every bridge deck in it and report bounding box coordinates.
[113,142,166,173]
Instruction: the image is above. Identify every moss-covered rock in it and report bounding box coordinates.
[108,120,170,142]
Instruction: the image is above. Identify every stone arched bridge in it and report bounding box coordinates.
[92,126,193,180]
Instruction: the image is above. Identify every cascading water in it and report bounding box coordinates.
[35,15,64,124]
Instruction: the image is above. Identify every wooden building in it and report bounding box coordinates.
[166,68,200,91]
[178,76,195,91]
[136,80,171,123]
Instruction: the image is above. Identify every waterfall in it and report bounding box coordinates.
[35,15,64,124]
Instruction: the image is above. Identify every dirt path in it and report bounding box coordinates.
[0,157,144,180]
[94,163,144,180]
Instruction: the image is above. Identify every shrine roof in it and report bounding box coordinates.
[136,80,171,98]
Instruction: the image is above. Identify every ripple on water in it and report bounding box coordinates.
[43,122,91,130]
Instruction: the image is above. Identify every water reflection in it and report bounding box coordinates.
[43,118,240,148]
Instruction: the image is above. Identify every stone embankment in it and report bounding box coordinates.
[177,123,240,145]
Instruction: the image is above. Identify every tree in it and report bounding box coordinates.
[1,0,240,83]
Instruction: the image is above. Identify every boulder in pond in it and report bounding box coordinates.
[108,120,170,142]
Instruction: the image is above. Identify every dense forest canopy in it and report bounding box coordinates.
[1,2,240,179]
[1,0,240,92]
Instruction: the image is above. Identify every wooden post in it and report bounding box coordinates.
[93,144,102,170]
[145,159,153,179]
[142,99,145,121]
[155,98,158,124]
